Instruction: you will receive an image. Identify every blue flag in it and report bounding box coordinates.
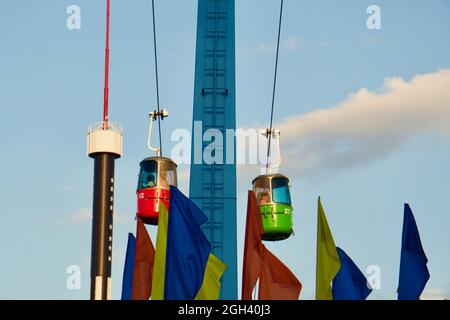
[164,186,211,300]
[121,233,136,300]
[398,204,430,300]
[332,247,372,300]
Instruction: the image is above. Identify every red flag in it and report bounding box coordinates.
[258,247,302,300]
[131,218,155,300]
[241,191,265,300]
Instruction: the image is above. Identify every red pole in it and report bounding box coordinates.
[103,0,110,127]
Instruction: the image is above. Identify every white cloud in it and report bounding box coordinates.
[275,69,450,178]
[62,208,128,225]
[67,208,91,224]
[280,36,303,51]
[319,41,329,48]
[114,212,128,225]
[238,36,303,55]
[113,246,127,264]
[421,288,448,300]
[58,184,81,192]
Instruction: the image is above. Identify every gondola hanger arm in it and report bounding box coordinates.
[147,109,168,156]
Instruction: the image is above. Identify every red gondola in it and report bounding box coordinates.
[136,110,177,225]
[136,156,177,225]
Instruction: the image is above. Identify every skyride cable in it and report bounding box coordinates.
[266,0,284,173]
[151,0,163,156]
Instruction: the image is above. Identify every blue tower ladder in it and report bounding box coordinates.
[190,0,237,300]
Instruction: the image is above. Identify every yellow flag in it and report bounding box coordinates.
[195,253,227,300]
[150,204,169,300]
[316,197,341,300]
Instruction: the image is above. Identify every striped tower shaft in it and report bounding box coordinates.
[90,153,116,300]
[88,126,122,300]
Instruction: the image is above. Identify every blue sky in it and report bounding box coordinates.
[0,0,449,299]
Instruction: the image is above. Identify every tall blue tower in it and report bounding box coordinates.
[189,0,237,299]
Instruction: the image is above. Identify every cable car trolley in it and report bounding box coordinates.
[252,1,295,241]
[136,7,178,226]
[136,109,177,225]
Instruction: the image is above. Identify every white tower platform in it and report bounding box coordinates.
[87,122,123,158]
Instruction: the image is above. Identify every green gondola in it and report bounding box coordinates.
[252,173,294,241]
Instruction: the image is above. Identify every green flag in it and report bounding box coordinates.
[150,204,169,300]
[316,197,341,300]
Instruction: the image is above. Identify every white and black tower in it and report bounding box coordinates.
[87,0,123,300]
